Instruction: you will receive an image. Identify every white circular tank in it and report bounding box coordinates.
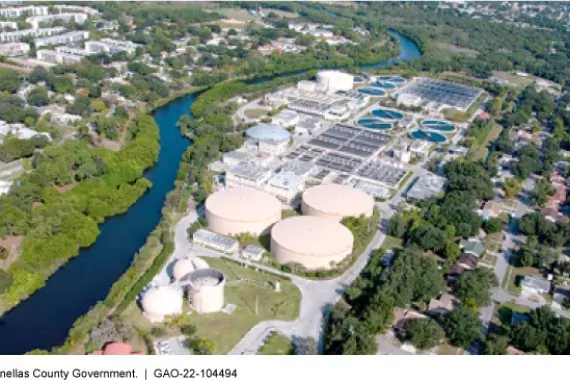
[316,70,354,93]
[271,216,354,270]
[186,268,225,314]
[302,184,374,221]
[172,257,210,281]
[141,286,183,323]
[205,187,282,236]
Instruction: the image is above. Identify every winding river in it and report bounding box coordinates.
[0,31,420,355]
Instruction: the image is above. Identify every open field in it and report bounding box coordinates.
[217,8,258,22]
[244,108,268,119]
[435,42,479,57]
[472,123,503,160]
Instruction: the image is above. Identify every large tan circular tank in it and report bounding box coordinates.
[270,216,354,270]
[186,268,225,314]
[205,187,281,236]
[301,184,374,221]
[141,286,183,323]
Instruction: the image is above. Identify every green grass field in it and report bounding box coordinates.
[258,332,294,355]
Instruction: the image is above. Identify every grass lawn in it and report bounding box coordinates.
[504,266,540,295]
[484,232,502,253]
[380,236,403,251]
[121,258,301,354]
[495,301,532,327]
[244,108,268,119]
[257,332,294,355]
[216,8,258,21]
[473,123,503,160]
[397,171,414,191]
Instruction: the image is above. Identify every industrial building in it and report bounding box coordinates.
[406,175,446,200]
[302,183,374,221]
[240,245,265,261]
[295,117,323,136]
[205,187,282,236]
[0,42,29,56]
[192,229,239,253]
[266,171,304,206]
[271,109,300,128]
[351,180,391,200]
[316,70,354,93]
[171,257,209,281]
[271,216,354,270]
[245,123,290,155]
[35,30,89,48]
[141,286,183,323]
[394,77,484,112]
[186,268,225,314]
[0,27,64,43]
[225,161,274,189]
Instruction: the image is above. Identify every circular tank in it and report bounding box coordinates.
[205,187,282,236]
[141,286,183,323]
[186,268,225,314]
[172,257,209,281]
[316,70,354,92]
[302,184,374,221]
[271,216,354,270]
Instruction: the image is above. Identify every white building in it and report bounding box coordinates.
[272,109,299,128]
[225,161,274,189]
[520,276,551,296]
[35,30,89,48]
[192,229,239,253]
[27,13,88,29]
[406,175,446,200]
[266,171,304,206]
[0,22,18,30]
[240,245,265,262]
[53,5,100,15]
[85,38,140,55]
[36,48,86,65]
[0,27,64,43]
[0,42,29,56]
[295,117,323,136]
[325,104,351,121]
[0,6,48,18]
[0,122,51,141]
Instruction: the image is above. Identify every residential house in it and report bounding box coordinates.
[460,239,485,258]
[392,308,427,334]
[520,275,551,296]
[553,286,570,305]
[426,293,459,316]
[480,200,501,221]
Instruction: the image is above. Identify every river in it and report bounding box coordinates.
[0,31,420,355]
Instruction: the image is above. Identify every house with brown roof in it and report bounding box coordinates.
[540,207,565,223]
[427,293,459,316]
[480,201,501,221]
[89,342,144,355]
[392,308,427,334]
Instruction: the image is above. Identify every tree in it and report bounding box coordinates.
[441,306,482,348]
[531,179,555,207]
[502,177,521,199]
[188,338,215,355]
[387,215,407,238]
[482,334,509,355]
[361,291,394,334]
[405,318,445,349]
[483,217,504,234]
[0,68,21,93]
[454,268,498,307]
[295,337,318,355]
[26,87,50,107]
[443,241,461,261]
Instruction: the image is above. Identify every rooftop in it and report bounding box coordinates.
[460,239,485,257]
[193,229,238,251]
[520,275,550,292]
[268,171,302,191]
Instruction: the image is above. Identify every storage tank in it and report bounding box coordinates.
[271,216,354,270]
[171,257,209,281]
[302,184,374,221]
[186,268,225,313]
[205,187,282,236]
[246,123,290,143]
[316,70,354,93]
[141,286,183,323]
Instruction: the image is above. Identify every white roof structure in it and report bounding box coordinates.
[521,276,551,293]
[271,216,353,258]
[268,171,302,191]
[406,175,446,200]
[302,183,374,220]
[205,187,281,224]
[171,257,209,281]
[141,286,183,322]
